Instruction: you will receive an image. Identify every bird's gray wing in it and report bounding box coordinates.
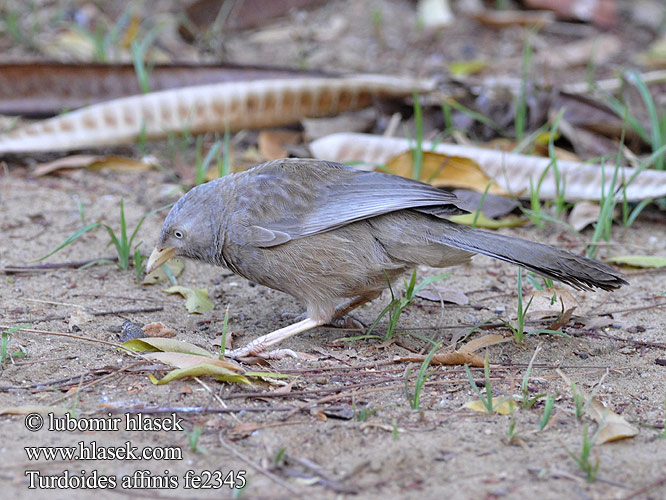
[238,159,469,248]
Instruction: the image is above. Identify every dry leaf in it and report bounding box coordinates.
[0,405,68,416]
[258,130,302,161]
[310,133,666,201]
[458,334,511,353]
[164,286,214,314]
[448,60,487,77]
[587,398,639,444]
[526,288,578,321]
[142,322,177,338]
[385,151,507,194]
[449,211,526,229]
[33,154,155,177]
[463,397,516,414]
[142,258,184,285]
[122,337,212,356]
[395,351,484,367]
[608,256,666,269]
[557,369,638,444]
[569,201,602,231]
[473,9,554,28]
[143,352,243,372]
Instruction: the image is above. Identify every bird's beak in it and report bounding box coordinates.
[145,247,176,275]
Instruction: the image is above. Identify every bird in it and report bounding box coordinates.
[146,158,627,360]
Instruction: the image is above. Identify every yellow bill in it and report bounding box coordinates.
[145,247,176,275]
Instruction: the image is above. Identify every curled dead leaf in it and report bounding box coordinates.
[385,151,507,195]
[164,286,214,314]
[395,351,484,367]
[458,334,511,353]
[526,288,578,321]
[34,154,156,177]
[142,322,177,338]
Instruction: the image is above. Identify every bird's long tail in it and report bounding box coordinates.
[435,221,627,291]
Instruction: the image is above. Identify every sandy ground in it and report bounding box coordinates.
[1,164,665,500]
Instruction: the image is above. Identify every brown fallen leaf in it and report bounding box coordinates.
[473,9,555,27]
[548,305,575,331]
[587,398,639,444]
[458,334,511,353]
[557,369,638,444]
[258,130,302,161]
[385,151,507,195]
[0,405,68,416]
[568,201,602,232]
[33,154,155,177]
[525,288,578,321]
[142,322,177,338]
[394,351,484,367]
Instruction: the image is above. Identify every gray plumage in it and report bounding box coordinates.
[155,158,626,324]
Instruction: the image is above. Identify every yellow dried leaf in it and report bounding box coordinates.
[149,363,250,385]
[587,398,639,444]
[385,151,507,194]
[164,286,214,314]
[143,352,243,372]
[608,255,666,269]
[557,369,638,444]
[463,397,516,414]
[121,337,212,356]
[449,211,526,229]
[449,60,487,77]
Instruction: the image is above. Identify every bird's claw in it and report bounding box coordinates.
[225,344,301,361]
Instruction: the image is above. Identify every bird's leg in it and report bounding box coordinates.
[326,293,379,329]
[332,293,380,319]
[225,317,325,360]
[280,293,380,328]
[226,293,381,361]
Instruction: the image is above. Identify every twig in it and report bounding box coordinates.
[1,257,118,273]
[217,434,301,496]
[193,376,242,423]
[15,306,164,325]
[1,325,128,349]
[619,475,666,500]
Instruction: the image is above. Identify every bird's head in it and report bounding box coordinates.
[145,182,222,274]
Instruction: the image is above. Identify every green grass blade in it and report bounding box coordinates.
[35,222,101,261]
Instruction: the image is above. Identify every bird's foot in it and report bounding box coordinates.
[281,311,365,329]
[225,347,301,361]
[225,341,315,362]
[327,314,366,330]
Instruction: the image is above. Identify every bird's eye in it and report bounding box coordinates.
[173,229,184,239]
